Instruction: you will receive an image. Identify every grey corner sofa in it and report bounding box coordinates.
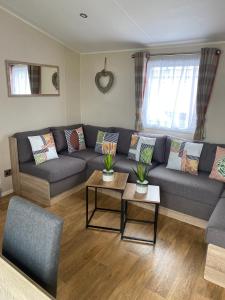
[9,124,224,220]
[9,123,225,287]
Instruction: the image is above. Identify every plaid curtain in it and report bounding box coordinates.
[194,48,220,140]
[28,65,41,94]
[134,51,150,131]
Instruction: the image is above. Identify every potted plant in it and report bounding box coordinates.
[133,162,149,194]
[102,153,115,182]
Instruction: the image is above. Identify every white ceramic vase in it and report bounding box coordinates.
[102,169,114,182]
[136,180,148,194]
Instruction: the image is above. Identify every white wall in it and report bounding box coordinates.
[80,43,225,142]
[80,52,135,129]
[0,8,80,194]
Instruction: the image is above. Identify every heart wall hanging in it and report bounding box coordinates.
[95,57,114,94]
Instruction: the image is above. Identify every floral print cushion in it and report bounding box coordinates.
[166,139,203,175]
[209,146,225,182]
[128,134,156,165]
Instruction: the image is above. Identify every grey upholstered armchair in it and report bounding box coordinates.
[2,196,64,297]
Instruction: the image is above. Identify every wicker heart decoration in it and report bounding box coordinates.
[95,58,114,94]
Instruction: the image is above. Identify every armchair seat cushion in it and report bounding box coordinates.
[20,156,86,183]
[149,165,224,206]
[206,197,225,248]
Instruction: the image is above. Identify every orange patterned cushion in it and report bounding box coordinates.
[209,146,225,182]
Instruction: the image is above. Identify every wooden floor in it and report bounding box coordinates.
[1,190,225,300]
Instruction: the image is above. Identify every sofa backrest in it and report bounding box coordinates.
[51,124,82,153]
[165,136,225,173]
[83,125,114,148]
[14,128,50,163]
[111,127,166,163]
[138,132,167,164]
[199,142,225,173]
[112,127,136,155]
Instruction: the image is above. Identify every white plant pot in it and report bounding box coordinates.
[136,180,148,194]
[102,169,114,182]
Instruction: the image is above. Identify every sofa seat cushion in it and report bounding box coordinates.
[114,155,158,183]
[61,148,101,162]
[206,197,225,248]
[20,156,86,183]
[87,154,123,171]
[149,165,224,206]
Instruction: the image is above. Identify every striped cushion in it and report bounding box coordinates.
[64,127,86,153]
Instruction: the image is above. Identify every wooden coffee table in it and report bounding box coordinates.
[85,170,129,232]
[121,183,160,244]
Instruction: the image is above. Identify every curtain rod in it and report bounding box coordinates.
[131,49,221,58]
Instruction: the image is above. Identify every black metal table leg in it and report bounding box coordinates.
[95,187,97,209]
[86,186,122,232]
[154,204,159,244]
[121,200,159,245]
[86,186,89,228]
[120,198,125,235]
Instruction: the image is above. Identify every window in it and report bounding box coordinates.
[11,65,31,95]
[143,54,200,133]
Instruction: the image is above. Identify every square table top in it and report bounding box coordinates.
[122,183,160,204]
[86,170,129,191]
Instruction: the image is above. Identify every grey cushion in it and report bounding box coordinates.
[206,197,225,248]
[61,148,101,161]
[14,128,50,163]
[2,196,63,296]
[50,172,86,197]
[112,127,136,155]
[83,125,113,148]
[51,124,82,153]
[160,191,215,220]
[114,155,158,183]
[149,165,224,206]
[138,132,167,163]
[20,156,86,183]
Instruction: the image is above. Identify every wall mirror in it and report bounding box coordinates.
[6,60,60,97]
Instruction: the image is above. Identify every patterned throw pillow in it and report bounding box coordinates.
[95,130,119,155]
[28,133,58,165]
[64,127,86,153]
[166,139,203,175]
[128,134,156,165]
[209,147,225,182]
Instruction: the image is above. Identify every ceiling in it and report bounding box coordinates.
[1,0,225,53]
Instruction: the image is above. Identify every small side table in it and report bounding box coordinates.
[85,170,129,232]
[121,183,160,244]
